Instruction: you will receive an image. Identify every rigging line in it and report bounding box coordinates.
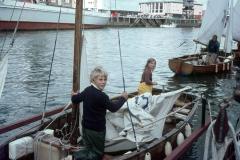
[117,29,139,151]
[0,0,19,55]
[0,0,18,55]
[43,102,71,131]
[10,1,26,47]
[41,6,62,124]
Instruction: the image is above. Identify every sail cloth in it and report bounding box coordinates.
[0,54,8,98]
[105,86,191,142]
[233,0,240,42]
[195,0,231,46]
[223,0,233,53]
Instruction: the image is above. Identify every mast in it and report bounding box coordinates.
[70,0,83,145]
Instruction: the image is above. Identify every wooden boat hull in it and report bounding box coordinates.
[168,54,233,75]
[0,88,199,160]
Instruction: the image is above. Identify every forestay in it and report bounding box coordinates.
[0,54,8,98]
[233,0,240,42]
[105,86,191,142]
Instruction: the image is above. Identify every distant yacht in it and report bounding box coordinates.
[0,0,110,30]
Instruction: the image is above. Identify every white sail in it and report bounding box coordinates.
[0,54,8,98]
[80,36,90,92]
[195,0,230,45]
[233,0,240,42]
[105,87,191,142]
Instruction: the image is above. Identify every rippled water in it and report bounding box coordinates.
[0,28,239,159]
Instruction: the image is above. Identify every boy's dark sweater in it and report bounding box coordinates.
[71,85,126,132]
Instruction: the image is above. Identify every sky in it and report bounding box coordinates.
[108,0,208,11]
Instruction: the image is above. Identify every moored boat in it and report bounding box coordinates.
[203,99,240,160]
[168,53,233,75]
[168,0,236,76]
[0,0,110,31]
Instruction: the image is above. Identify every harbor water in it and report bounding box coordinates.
[0,28,239,159]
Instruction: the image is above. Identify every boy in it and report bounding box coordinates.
[71,66,128,160]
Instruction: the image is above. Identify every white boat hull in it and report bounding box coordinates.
[0,1,110,30]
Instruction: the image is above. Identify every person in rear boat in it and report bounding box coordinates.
[207,35,220,64]
[138,58,157,95]
[71,66,128,160]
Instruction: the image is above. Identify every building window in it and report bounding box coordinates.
[156,3,158,13]
[152,3,154,13]
[160,3,163,10]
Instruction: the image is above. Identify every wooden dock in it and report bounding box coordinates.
[109,15,201,28]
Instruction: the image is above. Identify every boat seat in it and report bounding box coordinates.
[174,113,187,120]
[175,100,187,107]
[173,107,190,115]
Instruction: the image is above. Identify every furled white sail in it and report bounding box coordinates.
[0,54,8,98]
[105,86,191,142]
[195,0,230,46]
[80,36,89,92]
[233,0,240,42]
[223,0,233,53]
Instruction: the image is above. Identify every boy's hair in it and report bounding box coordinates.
[90,66,108,82]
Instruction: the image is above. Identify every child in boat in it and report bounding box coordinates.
[71,66,128,160]
[138,58,158,95]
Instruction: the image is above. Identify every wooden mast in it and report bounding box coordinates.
[70,0,83,145]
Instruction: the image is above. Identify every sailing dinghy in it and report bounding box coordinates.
[168,0,235,75]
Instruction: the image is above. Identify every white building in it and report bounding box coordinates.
[84,0,109,10]
[139,0,203,19]
[46,0,109,9]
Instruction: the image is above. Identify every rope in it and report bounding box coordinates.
[9,1,26,47]
[0,0,17,56]
[41,6,62,124]
[43,102,71,131]
[117,30,139,151]
[1,0,24,59]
